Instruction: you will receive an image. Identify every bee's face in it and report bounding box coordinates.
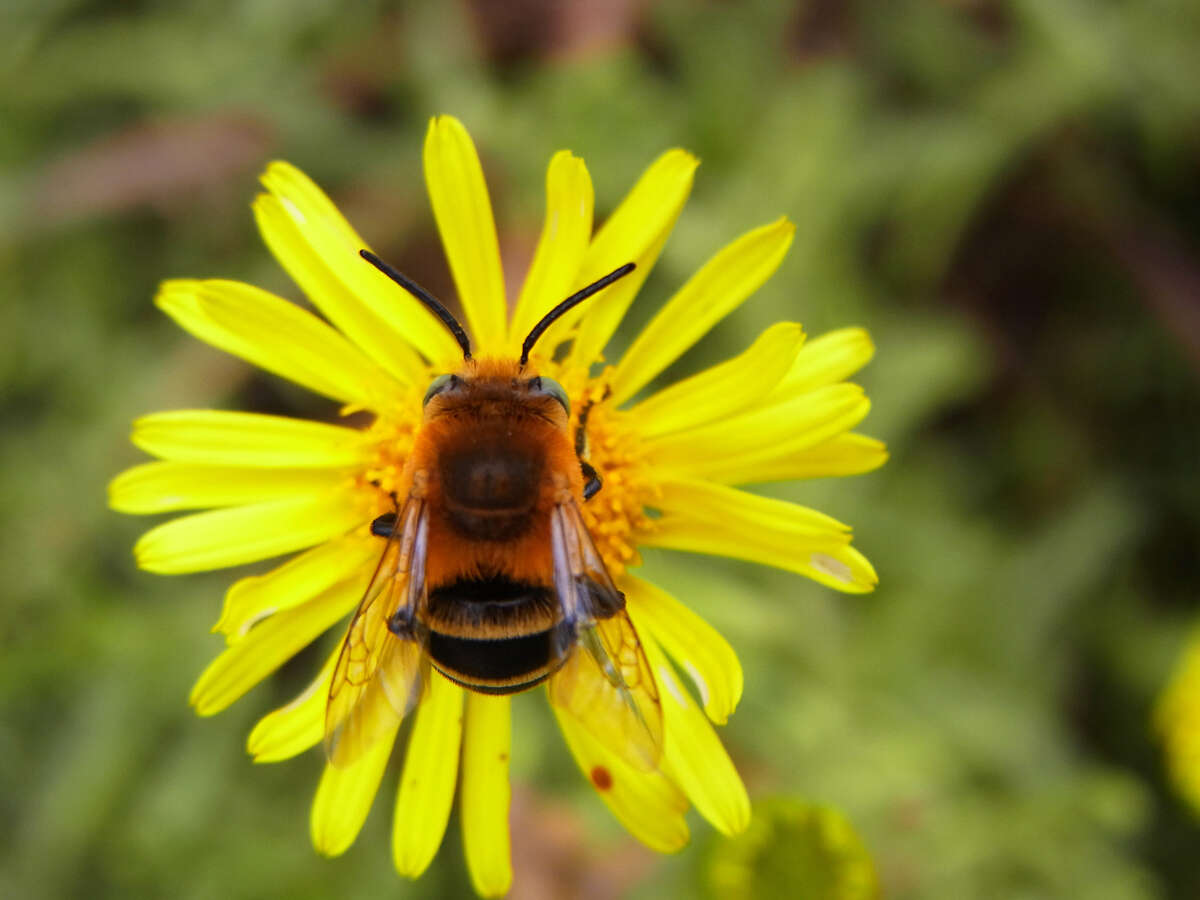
[420,366,572,430]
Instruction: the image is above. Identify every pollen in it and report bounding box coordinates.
[566,369,660,579]
[359,396,422,511]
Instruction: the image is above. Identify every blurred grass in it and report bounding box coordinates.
[3,0,1200,897]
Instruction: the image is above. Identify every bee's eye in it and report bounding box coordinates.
[530,376,570,414]
[423,374,455,406]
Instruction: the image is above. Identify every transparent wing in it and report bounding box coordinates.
[547,497,663,770]
[324,495,429,768]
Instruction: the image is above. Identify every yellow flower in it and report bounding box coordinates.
[706,798,880,900]
[110,115,885,897]
[1156,629,1200,811]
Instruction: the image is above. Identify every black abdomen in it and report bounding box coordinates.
[422,577,566,693]
[428,630,560,693]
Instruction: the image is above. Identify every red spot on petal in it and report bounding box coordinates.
[590,765,613,791]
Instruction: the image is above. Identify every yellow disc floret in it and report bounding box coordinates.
[359,391,423,509]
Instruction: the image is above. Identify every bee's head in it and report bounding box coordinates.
[357,249,633,426]
[419,362,572,428]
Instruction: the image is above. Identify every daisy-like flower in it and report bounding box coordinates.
[707,798,880,899]
[110,115,884,897]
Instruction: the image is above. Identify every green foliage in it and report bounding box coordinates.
[704,798,879,900]
[3,0,1200,897]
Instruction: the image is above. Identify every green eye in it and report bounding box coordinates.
[423,374,454,406]
[531,376,570,414]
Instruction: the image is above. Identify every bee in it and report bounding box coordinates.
[323,249,662,772]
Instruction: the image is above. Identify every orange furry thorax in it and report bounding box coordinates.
[398,357,585,589]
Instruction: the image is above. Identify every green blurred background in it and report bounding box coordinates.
[4,1,1200,897]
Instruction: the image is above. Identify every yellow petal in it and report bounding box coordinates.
[634,625,750,836]
[257,162,460,372]
[771,327,875,398]
[1156,630,1200,736]
[564,149,699,368]
[553,704,690,853]
[392,675,464,879]
[1157,630,1200,812]
[133,487,368,574]
[155,279,396,406]
[654,477,852,542]
[623,575,743,725]
[253,195,427,383]
[460,693,512,898]
[108,461,352,514]
[423,116,507,354]
[646,384,871,479]
[702,432,888,485]
[131,410,370,467]
[216,532,379,639]
[507,150,593,353]
[247,645,338,762]
[643,511,878,594]
[629,322,804,440]
[311,724,397,856]
[610,218,795,405]
[190,572,364,715]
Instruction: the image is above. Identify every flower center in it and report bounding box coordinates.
[360,391,422,511]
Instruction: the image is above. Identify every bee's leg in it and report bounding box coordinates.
[573,414,589,458]
[581,461,602,501]
[574,388,608,455]
[575,386,611,501]
[370,512,398,538]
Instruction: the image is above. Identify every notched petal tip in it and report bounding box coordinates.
[152,281,203,323]
[154,278,202,301]
[249,191,274,220]
[260,159,300,183]
[776,327,878,397]
[259,161,320,214]
[869,443,890,471]
[107,467,143,513]
[188,679,221,718]
[131,530,176,576]
[657,146,701,173]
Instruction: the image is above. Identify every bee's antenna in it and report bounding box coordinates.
[520,262,636,367]
[360,249,472,360]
